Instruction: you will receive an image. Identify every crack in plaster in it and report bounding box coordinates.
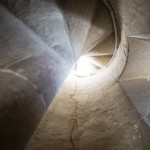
[0,69,46,109]
[70,78,78,150]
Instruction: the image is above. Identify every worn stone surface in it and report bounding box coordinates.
[0,0,150,149]
[25,0,150,150]
[59,0,114,58]
[25,74,150,150]
[120,35,150,126]
[120,36,150,80]
[85,33,115,57]
[0,71,45,150]
[81,0,114,54]
[0,0,75,65]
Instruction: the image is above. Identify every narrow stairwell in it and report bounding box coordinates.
[0,0,150,150]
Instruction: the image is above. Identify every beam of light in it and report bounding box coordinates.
[74,56,99,77]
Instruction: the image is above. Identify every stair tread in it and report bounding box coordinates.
[120,34,150,81]
[87,55,112,68]
[86,33,115,57]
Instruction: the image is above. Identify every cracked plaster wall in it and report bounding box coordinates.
[25,74,150,150]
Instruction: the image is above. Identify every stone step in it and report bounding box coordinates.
[119,33,150,126]
[81,0,114,55]
[59,0,114,58]
[59,0,97,58]
[87,55,112,68]
[85,33,115,57]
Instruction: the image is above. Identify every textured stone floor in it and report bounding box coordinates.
[25,73,150,150]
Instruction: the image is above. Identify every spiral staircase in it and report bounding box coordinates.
[0,0,150,150]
